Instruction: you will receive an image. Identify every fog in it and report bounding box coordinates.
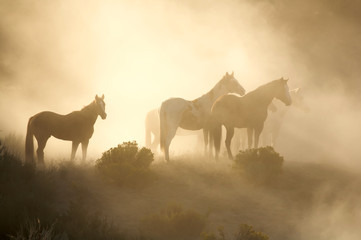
[1,0,361,238]
[1,0,360,159]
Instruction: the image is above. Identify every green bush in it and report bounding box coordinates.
[95,141,155,187]
[234,147,283,184]
[202,224,269,240]
[141,203,207,240]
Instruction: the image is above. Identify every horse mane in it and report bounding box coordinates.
[247,79,281,96]
[81,100,96,111]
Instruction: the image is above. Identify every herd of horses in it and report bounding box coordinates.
[25,72,307,164]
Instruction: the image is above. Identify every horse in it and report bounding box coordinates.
[261,87,309,148]
[159,72,245,161]
[145,108,203,153]
[25,94,107,164]
[210,78,292,160]
[231,87,309,152]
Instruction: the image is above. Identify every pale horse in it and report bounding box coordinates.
[145,108,203,153]
[159,72,246,161]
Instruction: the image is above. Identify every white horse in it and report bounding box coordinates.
[145,108,203,153]
[159,72,245,161]
[231,88,309,152]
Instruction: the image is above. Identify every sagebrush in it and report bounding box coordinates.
[95,141,155,187]
[234,146,284,184]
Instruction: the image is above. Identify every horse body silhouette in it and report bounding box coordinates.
[261,87,309,148]
[25,95,107,164]
[159,72,245,161]
[232,87,309,151]
[210,78,292,159]
[145,108,203,153]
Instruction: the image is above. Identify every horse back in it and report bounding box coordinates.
[30,111,95,141]
[212,94,268,128]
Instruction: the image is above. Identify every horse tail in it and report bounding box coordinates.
[25,117,35,164]
[159,104,167,152]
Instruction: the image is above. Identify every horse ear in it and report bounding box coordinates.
[231,71,234,76]
[95,95,99,100]
[101,94,104,100]
[226,72,229,76]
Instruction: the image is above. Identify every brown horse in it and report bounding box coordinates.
[210,78,291,159]
[25,95,107,164]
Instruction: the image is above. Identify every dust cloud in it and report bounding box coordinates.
[0,1,361,238]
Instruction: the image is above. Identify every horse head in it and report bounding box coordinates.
[95,94,107,119]
[290,88,310,112]
[221,72,246,96]
[275,78,292,106]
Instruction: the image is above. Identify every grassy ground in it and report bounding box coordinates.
[1,139,360,240]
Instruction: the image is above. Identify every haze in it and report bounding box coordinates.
[0,0,360,166]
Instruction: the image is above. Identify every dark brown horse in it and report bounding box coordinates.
[210,78,292,159]
[25,95,107,164]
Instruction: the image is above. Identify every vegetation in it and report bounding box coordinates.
[202,224,269,240]
[95,141,155,187]
[140,203,207,240]
[2,135,357,239]
[0,139,126,240]
[234,147,284,184]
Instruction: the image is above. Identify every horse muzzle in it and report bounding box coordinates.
[101,113,107,119]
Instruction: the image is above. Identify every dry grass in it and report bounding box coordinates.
[1,137,361,239]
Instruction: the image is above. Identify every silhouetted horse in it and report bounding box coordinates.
[159,72,245,161]
[25,95,107,164]
[262,87,309,148]
[210,78,291,159]
[232,87,309,151]
[145,108,203,153]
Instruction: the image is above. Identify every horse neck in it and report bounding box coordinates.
[247,83,278,107]
[192,81,227,109]
[81,101,99,124]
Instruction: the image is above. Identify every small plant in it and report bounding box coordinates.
[234,147,283,184]
[141,203,207,240]
[95,141,155,187]
[202,224,268,240]
[8,219,59,240]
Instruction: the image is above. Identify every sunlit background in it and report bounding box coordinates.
[0,0,360,166]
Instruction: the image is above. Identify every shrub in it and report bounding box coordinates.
[202,224,269,240]
[141,203,207,240]
[8,219,59,240]
[0,140,125,239]
[234,147,283,184]
[95,141,155,187]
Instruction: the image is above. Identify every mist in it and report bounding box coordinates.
[0,0,360,159]
[1,1,361,239]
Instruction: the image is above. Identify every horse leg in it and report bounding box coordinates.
[164,128,177,162]
[81,140,89,162]
[254,125,264,149]
[247,128,254,149]
[241,129,247,150]
[71,141,80,161]
[225,127,234,159]
[213,124,222,160]
[203,128,209,156]
[36,136,49,165]
[151,132,160,153]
